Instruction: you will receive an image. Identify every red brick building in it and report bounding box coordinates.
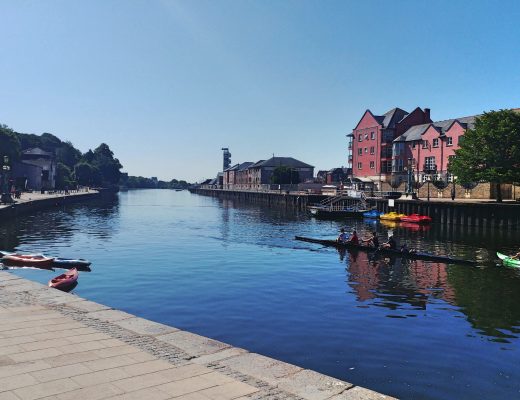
[349,107,431,189]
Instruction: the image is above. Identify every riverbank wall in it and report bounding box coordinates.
[0,190,103,222]
[191,187,326,211]
[0,271,395,400]
[192,188,520,229]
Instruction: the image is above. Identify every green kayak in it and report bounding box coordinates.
[497,252,520,268]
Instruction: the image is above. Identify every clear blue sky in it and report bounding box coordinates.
[1,0,519,182]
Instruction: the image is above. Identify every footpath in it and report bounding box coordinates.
[0,272,395,400]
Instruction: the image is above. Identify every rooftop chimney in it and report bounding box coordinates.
[424,108,431,122]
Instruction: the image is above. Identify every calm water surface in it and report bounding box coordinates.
[2,190,520,400]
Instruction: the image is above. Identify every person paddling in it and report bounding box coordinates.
[337,228,349,243]
[346,230,359,245]
[382,235,397,250]
[361,231,379,247]
[510,250,520,260]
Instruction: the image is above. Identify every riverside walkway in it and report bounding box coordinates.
[0,272,394,400]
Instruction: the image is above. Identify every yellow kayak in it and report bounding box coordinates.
[380,212,407,221]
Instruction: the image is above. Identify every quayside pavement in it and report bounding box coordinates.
[0,272,395,400]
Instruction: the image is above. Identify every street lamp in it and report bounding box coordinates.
[1,155,12,204]
[426,174,432,202]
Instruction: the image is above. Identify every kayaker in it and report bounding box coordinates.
[361,231,379,247]
[511,251,520,260]
[337,228,349,243]
[382,235,397,250]
[346,230,359,245]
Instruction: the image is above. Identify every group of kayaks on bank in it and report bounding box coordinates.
[0,251,91,291]
[363,210,432,224]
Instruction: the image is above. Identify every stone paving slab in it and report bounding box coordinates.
[0,271,397,400]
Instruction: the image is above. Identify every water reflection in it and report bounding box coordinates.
[337,244,520,340]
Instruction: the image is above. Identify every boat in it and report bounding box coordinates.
[497,252,520,268]
[363,210,383,219]
[52,258,91,268]
[295,236,477,265]
[379,212,407,221]
[400,214,432,224]
[308,205,368,219]
[2,254,55,267]
[48,268,78,291]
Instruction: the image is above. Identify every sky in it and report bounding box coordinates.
[1,0,519,182]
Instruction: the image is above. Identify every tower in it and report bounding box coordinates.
[221,148,231,171]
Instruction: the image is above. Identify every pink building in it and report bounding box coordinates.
[349,107,431,189]
[392,115,476,183]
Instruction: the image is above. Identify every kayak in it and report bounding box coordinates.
[380,212,407,221]
[363,210,383,219]
[497,252,520,268]
[296,236,477,265]
[53,258,91,268]
[2,254,55,267]
[49,268,78,291]
[400,214,432,224]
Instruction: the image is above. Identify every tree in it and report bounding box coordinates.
[55,163,74,190]
[92,143,123,185]
[270,166,300,184]
[449,110,520,202]
[0,124,21,163]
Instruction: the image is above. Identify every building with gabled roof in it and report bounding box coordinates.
[247,157,314,188]
[348,107,431,189]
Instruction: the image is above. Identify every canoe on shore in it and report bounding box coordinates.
[295,236,477,265]
[49,268,78,291]
[2,254,55,267]
[497,252,520,268]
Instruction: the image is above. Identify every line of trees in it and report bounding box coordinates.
[122,176,190,189]
[0,124,122,190]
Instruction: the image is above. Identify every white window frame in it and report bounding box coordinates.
[433,138,439,148]
[447,137,453,146]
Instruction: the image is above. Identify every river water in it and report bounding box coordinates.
[1,189,520,400]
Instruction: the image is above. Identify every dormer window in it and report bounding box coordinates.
[433,138,439,148]
[447,137,453,146]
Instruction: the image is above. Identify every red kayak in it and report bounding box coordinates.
[2,254,55,267]
[400,214,432,224]
[49,268,78,291]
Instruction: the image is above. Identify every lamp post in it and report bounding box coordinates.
[426,174,431,202]
[1,156,12,204]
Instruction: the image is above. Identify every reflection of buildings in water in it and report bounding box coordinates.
[343,248,455,310]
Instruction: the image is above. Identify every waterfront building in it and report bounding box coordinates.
[12,147,56,190]
[349,107,432,190]
[223,162,253,189]
[392,115,477,184]
[247,157,314,189]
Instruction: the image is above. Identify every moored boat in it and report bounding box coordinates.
[49,268,78,291]
[400,214,432,224]
[2,254,55,267]
[363,210,383,219]
[497,252,520,268]
[295,236,477,265]
[379,212,407,221]
[52,258,91,268]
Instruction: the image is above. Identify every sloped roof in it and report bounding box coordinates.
[250,157,314,169]
[223,163,239,172]
[237,162,253,171]
[22,147,53,157]
[381,108,409,129]
[394,115,478,142]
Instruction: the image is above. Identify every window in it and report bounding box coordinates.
[392,159,404,172]
[381,160,392,173]
[433,138,439,148]
[364,147,368,153]
[370,161,375,169]
[412,142,416,149]
[370,146,375,154]
[371,131,375,140]
[447,137,453,146]
[422,140,429,149]
[364,133,369,140]
[424,156,436,172]
[357,162,362,170]
[358,148,362,156]
[458,135,463,145]
[359,134,363,142]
